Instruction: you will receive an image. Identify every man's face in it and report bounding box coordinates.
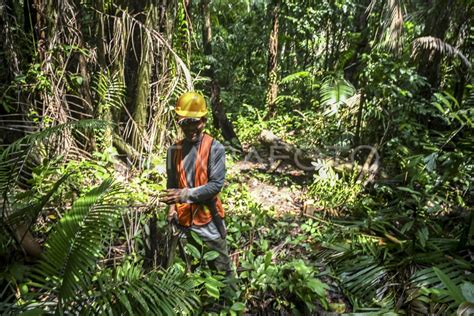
[178,117,206,143]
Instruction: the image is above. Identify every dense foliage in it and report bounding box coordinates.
[0,0,473,314]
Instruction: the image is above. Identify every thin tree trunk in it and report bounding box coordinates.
[1,0,21,81]
[354,90,365,146]
[131,29,151,152]
[264,0,280,119]
[343,0,370,86]
[182,0,193,65]
[200,0,242,150]
[72,0,96,151]
[327,0,337,70]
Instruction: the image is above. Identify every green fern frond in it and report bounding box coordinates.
[32,178,124,303]
[93,71,126,113]
[279,71,310,85]
[320,77,356,116]
[80,264,199,315]
[1,120,111,159]
[275,95,301,106]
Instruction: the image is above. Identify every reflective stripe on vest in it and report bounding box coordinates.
[173,133,225,227]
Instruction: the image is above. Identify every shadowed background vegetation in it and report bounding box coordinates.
[0,0,473,314]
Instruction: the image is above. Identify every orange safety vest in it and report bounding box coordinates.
[173,133,225,227]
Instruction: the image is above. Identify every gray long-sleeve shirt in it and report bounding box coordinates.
[166,134,226,240]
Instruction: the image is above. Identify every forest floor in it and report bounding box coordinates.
[229,138,316,215]
[226,152,350,314]
[230,160,305,215]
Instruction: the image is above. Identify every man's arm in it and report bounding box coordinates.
[183,141,226,203]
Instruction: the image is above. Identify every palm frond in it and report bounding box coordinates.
[320,77,356,116]
[279,71,310,85]
[338,255,396,309]
[86,264,198,315]
[367,0,405,55]
[0,120,110,197]
[406,260,474,313]
[432,91,473,127]
[32,178,124,303]
[412,36,472,68]
[93,71,126,113]
[275,95,301,106]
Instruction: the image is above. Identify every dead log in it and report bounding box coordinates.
[259,129,314,170]
[258,129,379,183]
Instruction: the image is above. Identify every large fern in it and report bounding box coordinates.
[0,120,111,260]
[82,262,199,315]
[316,213,473,313]
[31,178,123,303]
[6,178,201,314]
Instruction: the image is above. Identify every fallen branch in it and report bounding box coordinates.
[259,130,380,184]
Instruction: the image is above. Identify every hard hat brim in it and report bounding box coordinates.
[175,109,208,118]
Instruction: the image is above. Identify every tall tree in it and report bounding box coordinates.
[200,0,242,150]
[265,0,280,118]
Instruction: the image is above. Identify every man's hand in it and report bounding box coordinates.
[160,188,187,204]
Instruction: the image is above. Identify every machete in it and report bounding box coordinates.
[203,198,227,239]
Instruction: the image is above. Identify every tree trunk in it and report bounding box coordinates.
[343,0,371,86]
[417,0,454,93]
[200,0,242,151]
[1,0,21,81]
[264,0,280,119]
[72,0,96,151]
[126,2,151,155]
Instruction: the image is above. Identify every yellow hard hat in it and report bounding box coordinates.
[175,92,208,118]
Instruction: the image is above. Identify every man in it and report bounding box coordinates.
[160,91,233,278]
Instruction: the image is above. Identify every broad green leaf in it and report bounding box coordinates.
[264,251,272,269]
[19,309,45,316]
[433,102,447,115]
[433,267,464,304]
[203,251,220,261]
[185,244,201,259]
[307,278,328,297]
[423,152,438,172]
[396,186,421,196]
[190,231,203,246]
[205,282,220,299]
[230,302,246,311]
